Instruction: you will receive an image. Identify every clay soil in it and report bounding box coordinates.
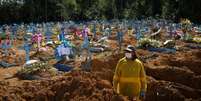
[0,34,201,101]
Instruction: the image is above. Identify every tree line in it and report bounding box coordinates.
[0,0,201,24]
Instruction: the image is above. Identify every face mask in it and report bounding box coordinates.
[125,53,132,59]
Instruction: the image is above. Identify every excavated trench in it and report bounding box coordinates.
[0,50,201,101]
[90,50,201,101]
[145,50,201,100]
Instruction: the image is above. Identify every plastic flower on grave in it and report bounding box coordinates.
[17,61,57,78]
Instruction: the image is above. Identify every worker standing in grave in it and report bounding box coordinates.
[113,45,147,101]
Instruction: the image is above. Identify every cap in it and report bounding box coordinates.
[124,45,136,52]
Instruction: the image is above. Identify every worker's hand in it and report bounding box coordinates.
[139,91,146,100]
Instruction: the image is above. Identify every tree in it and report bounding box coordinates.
[0,0,201,23]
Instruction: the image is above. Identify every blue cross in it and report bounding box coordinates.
[118,29,123,38]
[45,27,53,42]
[24,42,30,62]
[59,30,65,42]
[82,36,90,49]
[136,30,142,40]
[1,43,7,56]
[11,24,18,41]
[117,30,123,50]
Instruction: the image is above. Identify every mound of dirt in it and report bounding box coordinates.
[0,71,127,101]
[1,70,200,101]
[0,48,25,66]
[1,31,201,101]
[154,50,201,76]
[30,50,54,61]
[146,66,201,96]
[147,76,201,101]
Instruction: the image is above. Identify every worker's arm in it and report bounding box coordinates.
[140,62,147,92]
[113,60,121,93]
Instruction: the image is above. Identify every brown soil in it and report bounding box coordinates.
[0,31,201,101]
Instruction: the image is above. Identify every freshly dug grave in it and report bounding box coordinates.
[159,50,201,75]
[144,49,201,100]
[146,77,201,101]
[0,71,127,101]
[145,50,201,88]
[145,66,201,90]
[1,70,200,101]
[1,40,201,101]
[90,50,201,100]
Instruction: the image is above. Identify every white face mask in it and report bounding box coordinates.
[125,53,132,59]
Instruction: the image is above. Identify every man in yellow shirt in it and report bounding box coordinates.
[113,45,147,101]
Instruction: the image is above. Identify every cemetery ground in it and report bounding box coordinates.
[0,31,201,101]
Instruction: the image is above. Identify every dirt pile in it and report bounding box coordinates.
[0,48,25,66]
[90,49,201,101]
[30,50,55,61]
[91,53,124,82]
[1,33,201,101]
[145,49,201,100]
[146,76,201,101]
[1,70,200,101]
[0,71,128,101]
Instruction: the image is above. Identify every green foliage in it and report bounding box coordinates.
[18,61,57,76]
[137,38,162,48]
[0,0,201,23]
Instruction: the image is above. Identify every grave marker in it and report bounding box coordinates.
[24,42,30,62]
